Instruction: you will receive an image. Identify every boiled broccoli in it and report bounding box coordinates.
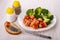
[49,15,54,20]
[47,12,54,20]
[26,9,34,16]
[44,18,51,25]
[41,9,49,16]
[34,7,42,18]
[34,14,43,19]
[35,7,42,15]
[42,15,51,25]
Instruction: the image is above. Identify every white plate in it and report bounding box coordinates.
[18,12,56,32]
[17,0,56,32]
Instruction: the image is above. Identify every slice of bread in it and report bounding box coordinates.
[4,21,21,35]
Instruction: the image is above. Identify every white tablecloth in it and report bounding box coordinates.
[0,0,60,40]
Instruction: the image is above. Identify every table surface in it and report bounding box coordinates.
[0,0,60,40]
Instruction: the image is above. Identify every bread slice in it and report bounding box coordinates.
[4,22,21,35]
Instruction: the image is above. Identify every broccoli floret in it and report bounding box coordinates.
[35,7,42,15]
[34,14,43,19]
[42,15,51,25]
[41,9,49,16]
[26,9,34,16]
[47,12,54,20]
[44,18,51,25]
[34,7,42,18]
[49,15,54,20]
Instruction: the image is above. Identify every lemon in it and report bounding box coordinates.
[13,1,20,7]
[6,7,14,15]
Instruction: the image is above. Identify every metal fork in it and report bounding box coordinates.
[24,30,52,39]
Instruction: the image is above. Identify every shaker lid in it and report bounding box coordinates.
[6,7,14,15]
[13,1,20,7]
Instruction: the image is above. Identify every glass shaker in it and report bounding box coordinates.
[13,1,21,17]
[6,7,17,22]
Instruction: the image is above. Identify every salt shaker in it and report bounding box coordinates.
[13,1,21,16]
[6,7,17,22]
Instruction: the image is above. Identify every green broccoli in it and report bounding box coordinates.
[49,15,54,20]
[34,14,43,19]
[34,7,42,18]
[26,9,34,16]
[42,15,51,25]
[47,12,54,20]
[41,9,49,16]
[44,18,51,25]
[35,7,42,15]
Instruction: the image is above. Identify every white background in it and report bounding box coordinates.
[0,0,60,40]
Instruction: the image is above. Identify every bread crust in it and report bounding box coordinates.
[4,21,21,35]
